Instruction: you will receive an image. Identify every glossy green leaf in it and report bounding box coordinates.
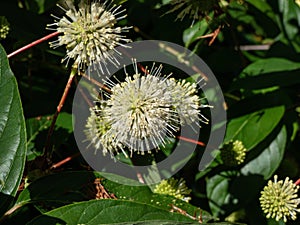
[0,44,27,214]
[27,199,198,224]
[241,126,286,179]
[224,106,285,150]
[230,58,300,91]
[27,199,244,225]
[240,58,300,77]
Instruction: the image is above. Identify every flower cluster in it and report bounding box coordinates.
[48,0,131,70]
[153,177,191,202]
[85,61,209,157]
[0,16,9,40]
[260,175,300,222]
[220,140,246,167]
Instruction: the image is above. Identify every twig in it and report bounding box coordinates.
[177,136,205,147]
[7,31,60,58]
[50,152,81,169]
[44,68,77,158]
[0,202,27,223]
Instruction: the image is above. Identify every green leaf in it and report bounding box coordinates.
[240,58,300,77]
[26,116,51,160]
[0,44,27,214]
[183,21,208,47]
[27,199,198,224]
[241,126,286,179]
[25,112,72,161]
[206,173,230,216]
[278,0,300,52]
[27,199,244,225]
[246,0,276,21]
[224,106,285,150]
[230,58,300,91]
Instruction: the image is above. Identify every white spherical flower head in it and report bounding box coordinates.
[103,63,180,154]
[48,0,131,70]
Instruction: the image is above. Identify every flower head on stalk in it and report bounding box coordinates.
[259,175,300,222]
[47,0,131,70]
[153,177,191,202]
[85,60,210,157]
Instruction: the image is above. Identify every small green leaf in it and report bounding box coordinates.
[0,44,27,214]
[183,21,208,47]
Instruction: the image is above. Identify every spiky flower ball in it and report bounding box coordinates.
[220,140,246,167]
[103,63,179,154]
[0,16,9,40]
[85,60,210,157]
[260,175,300,222]
[153,177,191,202]
[47,0,131,69]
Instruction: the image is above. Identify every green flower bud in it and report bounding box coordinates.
[220,140,246,167]
[153,177,191,202]
[0,16,10,40]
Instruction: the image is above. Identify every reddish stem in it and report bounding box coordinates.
[44,70,76,157]
[7,31,60,58]
[177,136,206,147]
[295,178,300,186]
[50,152,81,169]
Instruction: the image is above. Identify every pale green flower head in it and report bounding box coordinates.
[153,177,191,202]
[167,78,208,126]
[220,140,246,167]
[0,16,9,40]
[84,105,127,158]
[260,175,300,222]
[48,0,131,69]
